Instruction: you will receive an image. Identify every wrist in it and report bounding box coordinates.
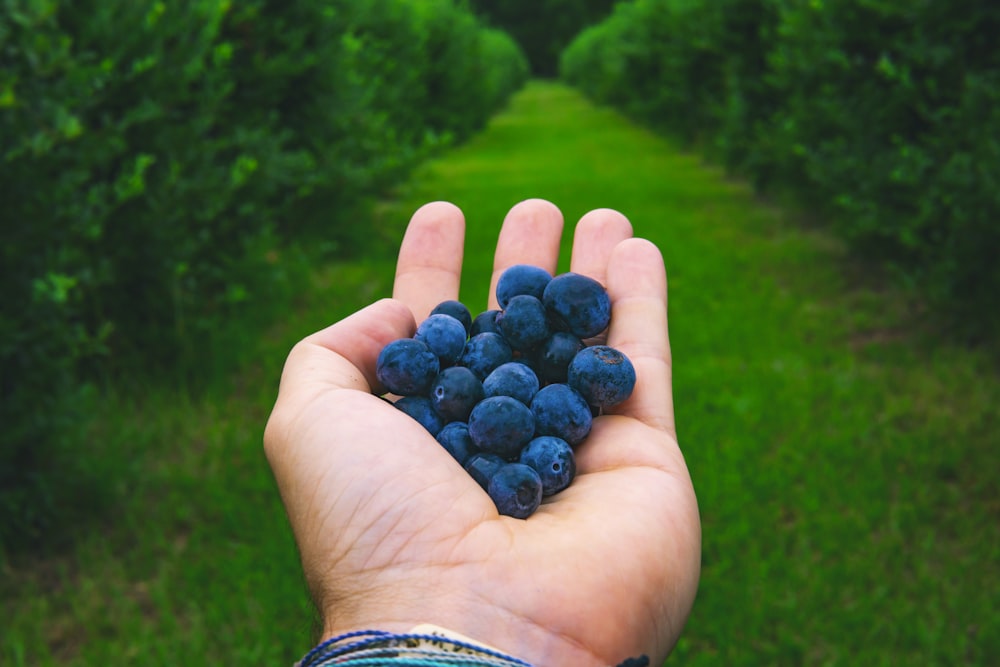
[303,626,650,667]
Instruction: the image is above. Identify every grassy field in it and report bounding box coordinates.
[3,81,998,666]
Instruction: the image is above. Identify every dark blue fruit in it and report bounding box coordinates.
[430,300,472,335]
[568,345,636,409]
[535,331,584,384]
[470,309,502,336]
[483,361,540,406]
[468,395,536,460]
[435,422,478,466]
[542,272,612,339]
[376,338,440,396]
[430,366,485,423]
[394,395,445,436]
[519,436,576,496]
[497,294,550,351]
[415,314,468,366]
[496,264,553,309]
[487,463,543,519]
[459,332,513,381]
[530,383,592,446]
[464,452,506,490]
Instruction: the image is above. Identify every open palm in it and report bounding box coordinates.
[264,200,701,666]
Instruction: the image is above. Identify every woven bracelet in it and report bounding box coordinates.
[295,629,650,667]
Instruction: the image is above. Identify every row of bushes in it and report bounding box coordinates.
[468,0,619,77]
[561,0,1000,340]
[0,0,529,549]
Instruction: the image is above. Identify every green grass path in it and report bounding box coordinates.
[4,81,997,666]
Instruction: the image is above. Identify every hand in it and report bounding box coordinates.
[264,199,701,666]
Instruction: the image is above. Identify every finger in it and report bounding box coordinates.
[487,199,565,310]
[604,238,676,436]
[569,208,633,285]
[282,298,416,397]
[393,201,466,322]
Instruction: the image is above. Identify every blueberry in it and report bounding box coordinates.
[464,452,506,490]
[430,300,472,335]
[568,345,636,409]
[376,338,440,396]
[394,395,445,436]
[519,436,576,496]
[435,422,478,466]
[530,383,592,446]
[470,309,502,336]
[430,366,485,423]
[459,332,513,381]
[415,314,468,366]
[542,272,612,339]
[497,294,550,352]
[535,331,584,385]
[468,395,536,459]
[496,264,553,309]
[483,361,540,406]
[487,463,543,518]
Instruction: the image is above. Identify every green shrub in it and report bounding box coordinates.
[469,0,618,77]
[561,0,1000,340]
[0,0,528,550]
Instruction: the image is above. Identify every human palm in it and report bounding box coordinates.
[264,200,701,666]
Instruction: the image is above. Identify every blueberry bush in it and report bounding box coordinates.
[561,0,1000,341]
[0,0,528,548]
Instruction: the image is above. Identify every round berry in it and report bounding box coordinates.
[430,366,485,422]
[497,294,550,351]
[376,338,439,396]
[415,314,468,366]
[430,300,473,335]
[496,264,553,309]
[542,272,612,339]
[436,422,479,466]
[568,345,636,409]
[459,332,513,381]
[483,361,540,406]
[530,383,592,446]
[394,395,445,436]
[468,395,536,460]
[487,463,543,519]
[520,436,576,496]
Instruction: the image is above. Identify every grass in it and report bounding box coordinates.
[3,80,998,666]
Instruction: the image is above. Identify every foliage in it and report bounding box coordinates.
[0,0,528,549]
[561,0,1000,341]
[469,0,619,77]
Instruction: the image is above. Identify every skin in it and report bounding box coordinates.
[264,199,701,666]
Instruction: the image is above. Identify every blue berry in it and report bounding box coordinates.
[394,395,445,436]
[376,338,440,396]
[530,383,592,446]
[568,345,636,409]
[430,366,485,423]
[415,314,468,366]
[459,332,513,381]
[470,309,502,336]
[542,272,612,339]
[519,436,576,496]
[430,300,472,335]
[535,331,584,384]
[497,294,550,351]
[435,422,478,466]
[487,463,543,518]
[468,395,535,460]
[464,452,506,490]
[496,264,553,309]
[483,361,540,406]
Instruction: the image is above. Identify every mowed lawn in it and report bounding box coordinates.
[3,81,998,666]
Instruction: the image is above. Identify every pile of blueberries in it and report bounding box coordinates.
[375,265,636,519]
